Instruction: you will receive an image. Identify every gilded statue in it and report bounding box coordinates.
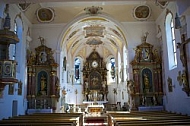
[181,70,188,88]
[102,80,106,91]
[143,73,149,89]
[85,81,89,90]
[127,80,134,94]
[38,36,45,45]
[177,70,189,95]
[28,51,36,64]
[177,70,188,87]
[134,48,140,62]
[153,49,161,62]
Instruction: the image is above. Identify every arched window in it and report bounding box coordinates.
[14,16,23,73]
[123,46,128,81]
[74,57,81,84]
[110,57,115,80]
[165,12,177,70]
[9,21,17,60]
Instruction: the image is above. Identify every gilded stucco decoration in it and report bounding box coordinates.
[177,70,190,96]
[67,29,79,40]
[84,25,105,38]
[108,38,117,47]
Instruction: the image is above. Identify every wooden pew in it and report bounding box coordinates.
[0,120,77,126]
[108,111,190,126]
[0,113,84,126]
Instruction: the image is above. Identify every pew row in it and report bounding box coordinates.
[0,113,83,126]
[107,111,190,126]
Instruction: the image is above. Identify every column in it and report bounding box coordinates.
[50,71,56,96]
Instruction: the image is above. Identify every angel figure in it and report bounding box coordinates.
[153,49,161,62]
[134,48,140,62]
[127,80,135,94]
[181,70,188,88]
[38,36,45,45]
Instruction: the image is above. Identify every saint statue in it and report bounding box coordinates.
[143,73,149,89]
[39,51,47,63]
[40,74,46,91]
[102,81,106,91]
[85,82,88,90]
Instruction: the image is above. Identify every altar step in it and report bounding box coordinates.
[84,122,108,126]
[84,115,108,126]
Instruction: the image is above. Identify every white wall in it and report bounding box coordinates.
[156,2,190,115]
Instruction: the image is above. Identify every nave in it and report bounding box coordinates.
[0,110,190,126]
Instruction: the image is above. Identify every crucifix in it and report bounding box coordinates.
[177,34,190,96]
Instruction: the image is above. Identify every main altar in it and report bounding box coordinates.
[82,49,108,115]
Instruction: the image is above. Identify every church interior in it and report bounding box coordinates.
[0,0,190,125]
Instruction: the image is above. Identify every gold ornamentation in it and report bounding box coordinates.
[177,70,190,96]
[143,73,150,89]
[127,80,135,94]
[84,6,103,15]
[167,76,174,92]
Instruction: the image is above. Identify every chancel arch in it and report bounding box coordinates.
[56,9,129,112]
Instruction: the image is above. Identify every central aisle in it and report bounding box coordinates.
[83,113,108,126]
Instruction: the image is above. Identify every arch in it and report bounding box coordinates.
[14,14,23,73]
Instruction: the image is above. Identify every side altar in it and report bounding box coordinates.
[129,33,163,111]
[27,37,60,113]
